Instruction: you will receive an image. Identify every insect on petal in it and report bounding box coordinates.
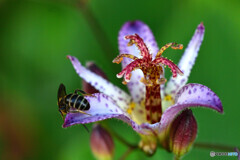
[67,56,131,111]
[63,93,157,135]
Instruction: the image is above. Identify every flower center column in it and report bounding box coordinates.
[142,65,164,124]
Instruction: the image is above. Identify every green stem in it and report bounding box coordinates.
[109,128,138,149]
[119,146,137,160]
[194,142,238,151]
[99,122,138,148]
[78,0,115,61]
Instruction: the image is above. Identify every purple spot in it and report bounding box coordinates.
[201,88,204,92]
[105,103,109,108]
[138,110,143,114]
[171,90,176,94]
[198,96,200,99]
[94,82,98,86]
[188,90,192,94]
[109,109,113,112]
[135,94,139,99]
[97,95,101,102]
[115,109,118,112]
[181,79,185,84]
[206,92,210,96]
[193,88,197,93]
[119,97,123,101]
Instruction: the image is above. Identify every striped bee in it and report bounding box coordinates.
[57,83,92,120]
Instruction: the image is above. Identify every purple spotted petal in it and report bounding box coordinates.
[63,93,155,135]
[165,23,205,95]
[159,83,223,133]
[67,56,131,110]
[118,21,159,103]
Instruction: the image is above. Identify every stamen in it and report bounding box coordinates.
[155,42,183,59]
[164,94,174,103]
[112,54,138,64]
[127,102,136,114]
[113,34,183,124]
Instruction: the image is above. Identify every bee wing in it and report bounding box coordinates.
[74,89,96,97]
[58,83,67,103]
[69,109,91,116]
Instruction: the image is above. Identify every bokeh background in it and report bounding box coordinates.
[0,0,239,159]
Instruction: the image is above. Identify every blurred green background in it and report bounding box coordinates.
[0,0,239,159]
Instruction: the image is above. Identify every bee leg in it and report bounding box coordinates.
[82,124,89,133]
[74,89,96,97]
[70,110,92,116]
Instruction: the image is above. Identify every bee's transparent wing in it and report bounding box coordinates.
[58,83,67,103]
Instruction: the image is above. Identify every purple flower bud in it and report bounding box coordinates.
[90,124,114,160]
[169,109,197,158]
[82,62,108,94]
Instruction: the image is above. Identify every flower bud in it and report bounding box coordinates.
[82,62,108,94]
[90,124,114,160]
[169,109,197,158]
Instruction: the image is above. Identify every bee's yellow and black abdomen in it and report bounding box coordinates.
[65,94,90,111]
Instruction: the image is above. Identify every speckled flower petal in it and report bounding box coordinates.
[82,61,108,94]
[118,21,159,103]
[159,83,223,133]
[67,56,131,110]
[63,93,155,135]
[165,23,205,95]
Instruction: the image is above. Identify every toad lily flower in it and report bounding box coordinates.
[64,21,223,157]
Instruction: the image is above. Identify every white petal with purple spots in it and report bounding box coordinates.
[159,83,223,133]
[68,56,131,110]
[165,23,205,96]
